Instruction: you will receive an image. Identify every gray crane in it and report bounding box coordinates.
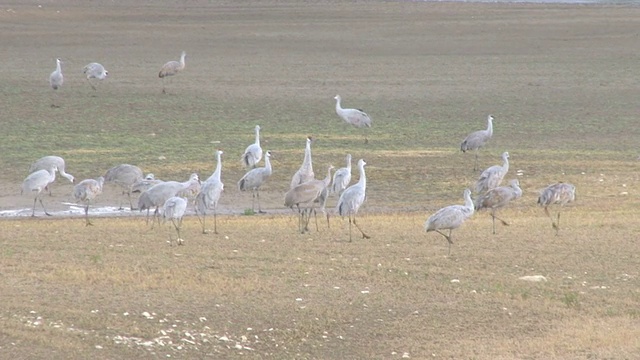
[163,196,188,246]
[138,173,200,226]
[104,164,144,210]
[475,179,522,234]
[334,95,372,144]
[475,151,509,195]
[290,136,315,189]
[159,50,186,94]
[195,150,224,234]
[49,58,63,107]
[238,150,272,213]
[241,125,263,169]
[537,182,576,235]
[132,173,163,194]
[73,176,105,226]
[460,115,494,171]
[22,165,58,217]
[83,62,108,91]
[284,165,334,234]
[424,188,475,255]
[331,153,352,195]
[29,155,75,195]
[336,159,369,241]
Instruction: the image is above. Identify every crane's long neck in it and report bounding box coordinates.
[502,156,509,173]
[56,60,61,73]
[179,53,186,68]
[487,118,493,137]
[264,155,272,173]
[255,128,261,146]
[357,164,366,189]
[323,167,333,187]
[464,191,474,214]
[59,169,73,182]
[513,184,522,198]
[303,141,312,171]
[48,167,57,183]
[212,153,222,182]
[346,156,352,171]
[335,98,342,113]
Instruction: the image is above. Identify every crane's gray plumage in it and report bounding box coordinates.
[138,173,200,226]
[29,155,75,195]
[461,115,494,171]
[163,196,188,246]
[475,151,509,194]
[73,176,105,226]
[49,58,63,107]
[336,159,369,241]
[538,182,576,235]
[285,165,334,234]
[475,178,522,234]
[331,153,352,195]
[425,188,475,255]
[132,173,163,194]
[241,125,263,169]
[195,150,224,234]
[290,136,315,189]
[176,173,202,203]
[238,150,272,213]
[104,164,144,210]
[83,62,108,91]
[159,50,186,94]
[22,165,58,217]
[335,95,372,143]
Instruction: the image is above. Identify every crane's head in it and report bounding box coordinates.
[502,151,509,160]
[488,114,494,121]
[265,151,272,158]
[334,95,341,101]
[357,159,367,167]
[255,125,261,131]
[306,136,313,143]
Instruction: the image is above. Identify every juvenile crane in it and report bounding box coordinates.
[475,179,522,234]
[425,188,475,255]
[290,136,315,189]
[461,115,494,171]
[104,164,144,210]
[241,125,263,169]
[538,182,576,235]
[22,165,58,217]
[163,196,188,246]
[138,173,200,226]
[82,62,108,91]
[331,153,352,195]
[475,151,509,195]
[73,176,105,226]
[196,150,224,234]
[336,159,369,241]
[49,58,63,107]
[29,155,75,195]
[238,150,272,213]
[159,50,186,94]
[285,165,334,233]
[334,95,372,143]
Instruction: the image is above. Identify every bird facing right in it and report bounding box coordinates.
[73,176,105,226]
[22,165,58,217]
[331,153,352,195]
[159,50,186,94]
[425,188,475,255]
[460,115,494,171]
[49,58,63,107]
[475,178,522,234]
[239,150,273,213]
[241,125,263,169]
[336,159,369,241]
[83,62,109,91]
[537,182,576,235]
[29,155,75,195]
[474,151,510,195]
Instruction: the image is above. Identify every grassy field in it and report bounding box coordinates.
[1,1,640,359]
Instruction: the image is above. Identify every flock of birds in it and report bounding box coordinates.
[38,52,576,251]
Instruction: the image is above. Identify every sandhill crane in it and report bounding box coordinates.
[241,125,263,169]
[132,173,163,194]
[475,179,522,234]
[163,196,188,246]
[22,165,58,217]
[334,95,372,144]
[290,136,315,189]
[475,151,509,195]
[331,153,352,195]
[29,155,75,195]
[49,58,63,107]
[538,182,576,235]
[138,173,200,226]
[425,188,475,255]
[285,165,334,233]
[177,173,201,204]
[461,115,494,171]
[196,150,224,234]
[83,62,108,91]
[104,164,144,210]
[336,159,369,241]
[159,50,186,94]
[238,150,272,213]
[73,176,105,226]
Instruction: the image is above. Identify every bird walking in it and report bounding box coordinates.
[336,159,369,241]
[425,188,475,255]
[475,179,522,234]
[159,50,186,94]
[195,150,224,234]
[138,173,200,226]
[334,95,372,143]
[241,125,263,169]
[22,165,58,217]
[73,176,105,226]
[83,62,108,91]
[290,136,315,189]
[461,115,494,171]
[285,165,334,233]
[29,155,75,195]
[475,151,510,195]
[104,164,144,210]
[538,182,576,235]
[238,150,273,213]
[163,196,188,246]
[49,58,63,107]
[331,153,352,195]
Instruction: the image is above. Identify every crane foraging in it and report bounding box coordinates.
[334,95,372,143]
[138,173,200,226]
[159,50,186,94]
[475,179,522,234]
[22,165,58,217]
[241,125,263,169]
[331,153,352,195]
[73,176,105,226]
[82,62,108,91]
[290,136,315,189]
[425,188,475,255]
[104,164,144,210]
[285,165,334,234]
[475,151,510,195]
[336,159,369,241]
[238,150,272,213]
[196,150,224,234]
[49,58,63,107]
[29,155,75,195]
[163,196,188,246]
[538,182,576,235]
[461,115,494,171]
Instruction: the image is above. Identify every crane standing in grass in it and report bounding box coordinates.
[334,95,372,144]
[83,62,109,91]
[331,153,352,195]
[475,179,522,234]
[196,150,224,234]
[475,151,509,195]
[163,196,188,246]
[73,176,105,226]
[104,164,144,210]
[336,159,369,242]
[538,182,576,235]
[49,58,63,107]
[241,125,263,169]
[159,50,186,94]
[138,173,200,226]
[22,165,58,217]
[238,150,273,213]
[29,155,75,195]
[425,189,475,255]
[290,136,315,189]
[461,115,494,171]
[284,165,334,234]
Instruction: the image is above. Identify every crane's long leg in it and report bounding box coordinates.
[84,203,93,226]
[31,196,38,217]
[39,196,52,216]
[352,216,370,239]
[213,207,218,234]
[127,191,137,211]
[553,211,561,235]
[162,78,166,94]
[348,215,353,242]
[172,218,183,245]
[434,230,454,255]
[197,210,207,234]
[257,190,265,214]
[87,78,97,91]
